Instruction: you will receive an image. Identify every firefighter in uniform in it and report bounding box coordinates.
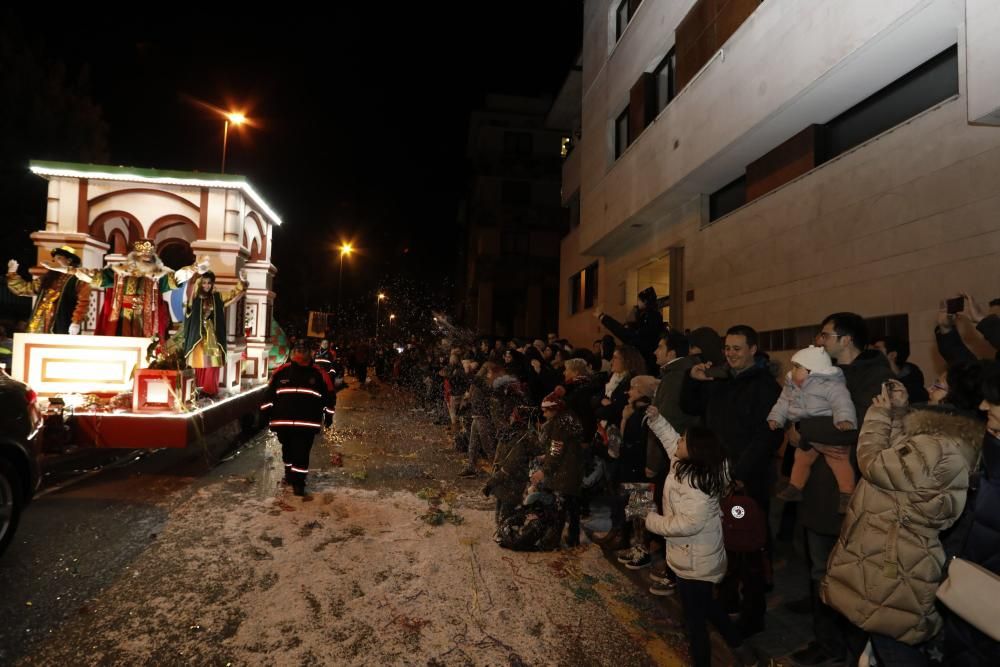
[312,339,344,425]
[260,340,335,495]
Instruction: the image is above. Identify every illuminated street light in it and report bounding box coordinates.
[376,292,386,338]
[337,243,354,311]
[221,112,247,174]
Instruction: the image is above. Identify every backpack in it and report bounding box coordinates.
[496,495,565,551]
[721,492,767,553]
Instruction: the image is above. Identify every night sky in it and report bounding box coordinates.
[1,5,582,329]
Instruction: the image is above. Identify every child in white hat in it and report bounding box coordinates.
[768,345,857,513]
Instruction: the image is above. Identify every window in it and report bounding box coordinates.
[570,273,582,314]
[503,131,533,157]
[615,0,630,41]
[822,46,958,161]
[570,262,599,314]
[653,48,676,114]
[584,263,599,309]
[501,180,531,206]
[757,315,909,353]
[709,176,746,222]
[706,46,959,224]
[614,107,629,160]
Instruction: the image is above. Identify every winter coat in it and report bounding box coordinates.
[799,350,893,536]
[644,413,728,583]
[488,428,536,504]
[680,363,782,499]
[595,372,631,428]
[821,405,984,644]
[489,375,526,442]
[945,431,1000,666]
[767,367,857,428]
[646,356,699,477]
[563,375,602,443]
[617,403,649,482]
[936,315,1000,366]
[539,409,585,497]
[261,361,335,431]
[598,309,664,375]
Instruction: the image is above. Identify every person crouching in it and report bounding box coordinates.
[529,386,584,547]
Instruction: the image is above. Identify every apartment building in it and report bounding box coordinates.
[560,0,1000,373]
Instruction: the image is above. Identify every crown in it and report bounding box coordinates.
[133,240,154,253]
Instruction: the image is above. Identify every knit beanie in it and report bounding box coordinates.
[791,345,833,372]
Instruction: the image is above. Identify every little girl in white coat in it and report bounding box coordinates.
[644,406,756,667]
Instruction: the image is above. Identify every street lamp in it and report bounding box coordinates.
[221,112,246,174]
[376,292,386,338]
[337,243,354,312]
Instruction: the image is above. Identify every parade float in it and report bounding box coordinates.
[7,161,280,450]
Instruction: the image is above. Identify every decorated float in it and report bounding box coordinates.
[6,161,281,450]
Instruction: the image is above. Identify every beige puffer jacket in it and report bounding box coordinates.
[821,405,983,644]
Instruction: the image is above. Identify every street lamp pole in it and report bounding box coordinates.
[376,293,385,339]
[337,243,353,313]
[220,112,246,174]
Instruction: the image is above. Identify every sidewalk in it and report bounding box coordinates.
[582,497,816,667]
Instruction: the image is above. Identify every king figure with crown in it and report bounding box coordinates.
[78,239,207,340]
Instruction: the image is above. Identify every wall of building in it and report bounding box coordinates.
[562,0,1000,377]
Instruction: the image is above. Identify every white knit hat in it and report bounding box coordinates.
[791,345,833,372]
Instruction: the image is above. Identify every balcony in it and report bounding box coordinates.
[580,0,963,254]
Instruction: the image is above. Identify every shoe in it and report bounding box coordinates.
[838,492,851,514]
[624,548,652,570]
[292,484,306,497]
[776,484,804,502]
[616,546,641,564]
[457,467,479,478]
[648,579,676,596]
[789,640,844,666]
[649,561,671,583]
[783,595,812,615]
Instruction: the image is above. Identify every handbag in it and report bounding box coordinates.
[936,556,1000,641]
[621,482,657,520]
[721,491,767,552]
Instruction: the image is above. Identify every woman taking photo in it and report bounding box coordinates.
[822,362,986,666]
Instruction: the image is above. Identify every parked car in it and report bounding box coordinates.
[0,373,42,556]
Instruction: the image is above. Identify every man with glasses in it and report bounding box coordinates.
[789,313,892,667]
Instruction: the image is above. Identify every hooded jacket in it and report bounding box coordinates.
[821,405,983,644]
[767,367,857,428]
[645,412,728,583]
